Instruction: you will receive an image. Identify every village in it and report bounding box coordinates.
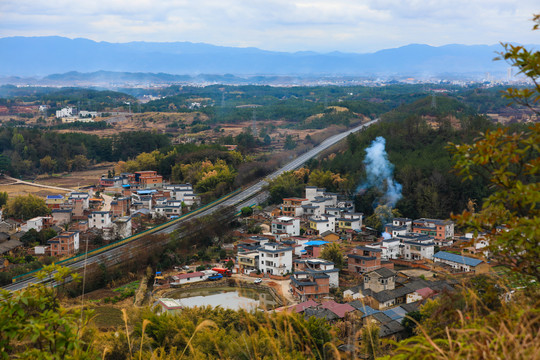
[0,167,494,342]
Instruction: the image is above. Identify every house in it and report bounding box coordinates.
[347,246,394,274]
[363,286,414,310]
[100,176,124,188]
[281,198,308,217]
[363,268,397,292]
[337,213,362,232]
[0,239,23,255]
[237,251,259,274]
[21,217,45,232]
[169,271,209,285]
[0,219,21,234]
[366,238,401,260]
[401,237,435,260]
[164,184,200,206]
[89,211,112,229]
[68,192,90,210]
[154,200,183,219]
[111,197,130,218]
[392,218,412,231]
[271,216,300,237]
[45,194,65,209]
[320,300,356,318]
[294,258,340,287]
[383,223,408,238]
[301,240,328,258]
[258,242,293,276]
[110,216,132,240]
[308,215,336,234]
[319,230,340,242]
[291,271,330,301]
[343,285,363,300]
[48,231,80,257]
[433,251,490,273]
[413,218,454,240]
[51,209,72,225]
[133,171,163,189]
[56,107,74,118]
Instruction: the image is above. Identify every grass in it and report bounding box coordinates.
[91,306,124,328]
[113,281,140,293]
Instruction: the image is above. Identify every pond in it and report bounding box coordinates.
[166,286,279,311]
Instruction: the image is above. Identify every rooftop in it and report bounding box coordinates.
[433,251,483,267]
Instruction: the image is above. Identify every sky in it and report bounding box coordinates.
[0,0,538,53]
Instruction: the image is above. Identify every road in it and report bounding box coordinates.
[3,119,378,291]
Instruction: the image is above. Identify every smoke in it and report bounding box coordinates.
[357,136,402,208]
[382,232,392,240]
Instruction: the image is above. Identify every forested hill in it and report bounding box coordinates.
[314,96,497,222]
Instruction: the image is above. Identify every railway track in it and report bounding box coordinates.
[3,118,378,292]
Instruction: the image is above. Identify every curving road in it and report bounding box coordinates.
[3,119,378,291]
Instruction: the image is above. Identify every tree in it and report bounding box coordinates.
[320,242,345,269]
[284,134,297,150]
[225,259,234,270]
[449,14,540,281]
[4,194,51,220]
[0,191,7,207]
[0,264,98,359]
[240,206,253,217]
[496,14,540,113]
[39,155,57,173]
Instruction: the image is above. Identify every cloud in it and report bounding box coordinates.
[0,0,538,52]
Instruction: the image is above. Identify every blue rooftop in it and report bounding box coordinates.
[137,190,157,195]
[47,195,63,199]
[358,305,380,317]
[304,240,328,246]
[433,251,483,267]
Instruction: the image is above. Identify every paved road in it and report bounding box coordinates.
[3,119,378,291]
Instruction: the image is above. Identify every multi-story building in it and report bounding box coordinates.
[308,215,336,234]
[55,107,74,118]
[271,216,300,237]
[290,271,330,301]
[395,233,435,260]
[281,198,308,217]
[111,197,130,218]
[363,268,397,292]
[89,211,112,229]
[154,200,183,218]
[164,184,200,206]
[69,192,90,209]
[412,218,454,241]
[237,251,259,274]
[347,246,394,274]
[366,238,401,260]
[258,242,293,276]
[294,258,340,287]
[51,209,72,225]
[337,213,362,232]
[48,231,79,257]
[45,195,65,209]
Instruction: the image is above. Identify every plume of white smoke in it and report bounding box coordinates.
[357,136,403,208]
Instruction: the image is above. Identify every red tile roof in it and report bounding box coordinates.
[320,300,356,318]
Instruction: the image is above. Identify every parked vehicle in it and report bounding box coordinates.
[254,278,262,284]
[212,267,232,277]
[207,273,223,281]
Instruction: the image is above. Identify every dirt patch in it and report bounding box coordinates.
[0,184,64,197]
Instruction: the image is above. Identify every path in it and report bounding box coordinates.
[3,175,76,192]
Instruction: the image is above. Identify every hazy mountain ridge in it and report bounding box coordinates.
[0,36,524,77]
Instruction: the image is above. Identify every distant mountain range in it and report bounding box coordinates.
[0,36,528,79]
